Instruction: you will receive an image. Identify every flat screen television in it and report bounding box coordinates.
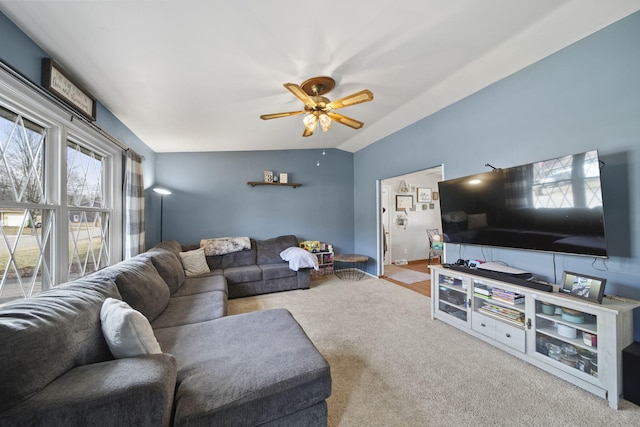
[437,150,608,257]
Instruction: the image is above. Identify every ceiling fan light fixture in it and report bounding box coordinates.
[303,113,317,132]
[261,76,373,137]
[319,113,332,132]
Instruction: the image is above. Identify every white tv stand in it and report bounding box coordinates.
[430,265,640,409]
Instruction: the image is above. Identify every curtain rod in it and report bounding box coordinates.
[0,58,143,159]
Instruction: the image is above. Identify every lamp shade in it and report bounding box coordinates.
[153,188,172,195]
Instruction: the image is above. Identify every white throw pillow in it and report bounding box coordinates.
[179,247,210,276]
[100,298,162,358]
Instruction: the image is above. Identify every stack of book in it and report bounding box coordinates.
[474,284,491,298]
[491,288,525,305]
[478,302,525,326]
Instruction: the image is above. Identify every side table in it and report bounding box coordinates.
[333,254,368,280]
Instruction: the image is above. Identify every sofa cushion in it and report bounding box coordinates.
[0,277,120,413]
[260,263,298,281]
[256,234,299,264]
[153,240,182,255]
[217,239,258,269]
[101,298,162,358]
[1,354,177,427]
[172,275,227,298]
[101,258,170,322]
[153,309,331,427]
[224,265,262,284]
[180,248,210,277]
[151,292,227,329]
[145,247,186,293]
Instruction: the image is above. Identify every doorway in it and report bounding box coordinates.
[378,165,444,278]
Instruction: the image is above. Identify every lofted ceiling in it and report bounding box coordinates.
[1,1,639,153]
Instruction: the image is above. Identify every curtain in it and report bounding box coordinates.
[124,150,145,258]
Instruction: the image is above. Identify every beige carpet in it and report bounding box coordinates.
[384,263,430,284]
[228,276,640,426]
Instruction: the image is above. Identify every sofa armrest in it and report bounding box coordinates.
[0,354,177,427]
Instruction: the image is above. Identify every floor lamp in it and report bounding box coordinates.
[153,187,172,241]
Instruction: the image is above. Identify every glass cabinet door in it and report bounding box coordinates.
[436,272,469,323]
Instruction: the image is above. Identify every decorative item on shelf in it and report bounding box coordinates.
[279,173,288,184]
[263,170,274,183]
[540,302,556,315]
[561,271,607,303]
[273,173,279,182]
[299,240,321,252]
[561,307,585,324]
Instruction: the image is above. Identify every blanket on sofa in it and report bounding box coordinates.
[200,237,251,256]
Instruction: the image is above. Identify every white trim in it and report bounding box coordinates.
[0,65,124,288]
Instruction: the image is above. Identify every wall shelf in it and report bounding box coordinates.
[247,181,302,188]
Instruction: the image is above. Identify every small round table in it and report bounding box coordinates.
[333,254,368,280]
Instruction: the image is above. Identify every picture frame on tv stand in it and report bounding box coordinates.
[561,271,606,304]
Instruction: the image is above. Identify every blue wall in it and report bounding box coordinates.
[154,149,355,253]
[354,12,640,335]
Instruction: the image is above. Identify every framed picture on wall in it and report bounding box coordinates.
[396,195,413,211]
[417,187,432,203]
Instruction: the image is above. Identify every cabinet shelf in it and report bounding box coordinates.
[536,312,597,335]
[247,181,302,188]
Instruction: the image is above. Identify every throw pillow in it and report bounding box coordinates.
[100,298,162,358]
[179,247,210,276]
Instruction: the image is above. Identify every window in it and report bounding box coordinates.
[0,69,124,304]
[0,106,53,303]
[67,142,110,280]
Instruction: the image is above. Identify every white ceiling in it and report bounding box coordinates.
[1,1,639,153]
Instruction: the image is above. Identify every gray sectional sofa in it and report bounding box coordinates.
[0,236,331,426]
[183,234,311,298]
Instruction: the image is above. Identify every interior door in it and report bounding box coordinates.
[382,185,391,265]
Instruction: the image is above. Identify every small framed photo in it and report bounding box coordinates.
[396,195,413,211]
[561,271,607,303]
[279,173,288,184]
[263,170,274,183]
[417,187,432,203]
[432,191,439,201]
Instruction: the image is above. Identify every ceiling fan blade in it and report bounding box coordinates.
[327,112,364,129]
[302,126,314,137]
[326,89,373,110]
[283,83,317,107]
[260,110,305,120]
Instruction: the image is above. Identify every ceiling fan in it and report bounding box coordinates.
[260,76,374,137]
